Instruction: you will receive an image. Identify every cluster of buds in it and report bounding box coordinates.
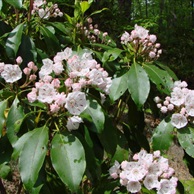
[121,24,162,61]
[26,47,112,131]
[154,80,194,129]
[109,149,178,194]
[31,0,63,19]
[76,17,111,45]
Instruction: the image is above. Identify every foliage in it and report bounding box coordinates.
[0,0,193,193]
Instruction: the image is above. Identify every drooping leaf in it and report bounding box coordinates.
[128,63,150,108]
[50,133,86,192]
[0,99,7,137]
[6,96,25,145]
[82,98,105,133]
[177,126,194,158]
[19,126,48,190]
[152,118,174,151]
[5,23,24,59]
[144,63,173,94]
[109,72,129,102]
[4,0,22,9]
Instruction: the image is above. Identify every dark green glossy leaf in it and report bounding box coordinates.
[51,133,86,192]
[128,63,150,108]
[102,48,123,63]
[109,71,128,102]
[144,64,173,94]
[82,98,105,133]
[177,127,194,158]
[152,118,174,151]
[19,126,48,190]
[5,23,24,59]
[6,96,25,145]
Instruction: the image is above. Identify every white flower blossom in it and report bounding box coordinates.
[171,113,188,129]
[66,116,83,131]
[1,64,22,83]
[65,91,87,115]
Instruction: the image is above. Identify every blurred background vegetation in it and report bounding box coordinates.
[57,0,194,87]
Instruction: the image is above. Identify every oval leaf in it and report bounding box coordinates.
[5,23,24,59]
[19,126,48,190]
[144,63,173,94]
[6,96,24,145]
[109,72,128,102]
[51,133,86,192]
[128,63,150,108]
[177,126,194,158]
[151,118,174,151]
[82,98,105,133]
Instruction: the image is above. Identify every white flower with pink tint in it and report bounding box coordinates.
[127,181,141,193]
[37,83,56,104]
[66,116,83,131]
[171,113,187,129]
[157,179,177,194]
[39,58,53,79]
[50,103,60,113]
[1,64,22,83]
[134,24,149,39]
[143,174,160,190]
[65,91,87,115]
[185,90,194,116]
[149,34,157,43]
[109,161,120,179]
[53,62,64,75]
[170,87,185,106]
[54,93,66,106]
[27,88,37,103]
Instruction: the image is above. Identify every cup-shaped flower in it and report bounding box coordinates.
[1,64,22,83]
[66,116,83,131]
[171,113,188,129]
[65,91,87,115]
[127,181,141,193]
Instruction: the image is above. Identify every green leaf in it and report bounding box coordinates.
[177,127,194,158]
[5,23,24,59]
[180,179,194,193]
[128,63,150,108]
[98,116,117,155]
[152,118,174,151]
[144,64,173,94]
[155,62,178,81]
[109,72,129,102]
[4,0,22,9]
[0,0,2,10]
[80,1,91,14]
[6,96,25,146]
[82,98,105,133]
[19,126,48,190]
[40,26,60,55]
[0,99,7,137]
[51,133,86,192]
[0,162,10,179]
[102,48,123,63]
[89,8,108,17]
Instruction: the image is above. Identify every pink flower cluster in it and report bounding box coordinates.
[27,47,112,131]
[121,24,162,61]
[155,80,194,129]
[76,17,111,45]
[32,0,63,19]
[109,149,178,194]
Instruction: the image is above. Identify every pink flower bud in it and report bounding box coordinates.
[29,74,37,81]
[155,43,161,48]
[160,106,168,113]
[16,56,23,64]
[23,67,31,75]
[149,51,156,58]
